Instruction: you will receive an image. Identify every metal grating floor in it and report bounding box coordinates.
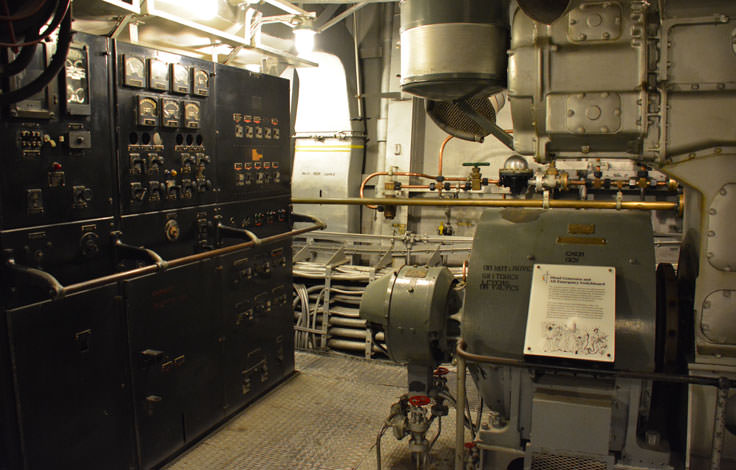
[166,351,476,470]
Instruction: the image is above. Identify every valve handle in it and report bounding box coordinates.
[409,395,431,407]
[433,366,449,376]
[464,442,477,449]
[462,162,490,167]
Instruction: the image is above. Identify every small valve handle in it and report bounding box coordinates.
[433,367,449,376]
[409,395,431,407]
[464,442,477,449]
[462,162,490,167]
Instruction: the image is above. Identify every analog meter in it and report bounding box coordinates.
[193,68,209,96]
[124,55,145,88]
[148,58,169,91]
[137,96,158,126]
[162,99,181,128]
[171,63,190,94]
[184,101,201,128]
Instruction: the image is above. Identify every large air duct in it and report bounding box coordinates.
[399,0,508,101]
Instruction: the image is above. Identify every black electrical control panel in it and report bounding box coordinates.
[0,33,115,230]
[1,31,296,470]
[214,64,291,202]
[115,42,218,214]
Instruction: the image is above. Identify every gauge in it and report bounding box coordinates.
[137,96,158,126]
[162,99,181,128]
[64,44,89,113]
[124,55,145,88]
[171,63,190,94]
[192,68,209,96]
[184,101,201,128]
[148,58,169,91]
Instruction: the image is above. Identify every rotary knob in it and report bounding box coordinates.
[80,232,100,258]
[164,219,180,242]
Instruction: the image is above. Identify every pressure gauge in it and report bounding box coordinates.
[124,55,145,88]
[162,99,181,128]
[148,58,169,91]
[184,101,201,128]
[137,96,158,126]
[171,63,190,94]
[192,68,209,96]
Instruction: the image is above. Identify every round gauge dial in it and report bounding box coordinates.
[138,96,158,126]
[193,69,209,95]
[184,102,201,128]
[175,66,188,82]
[140,98,157,115]
[124,56,145,87]
[66,85,86,104]
[171,63,190,94]
[185,103,200,120]
[149,59,169,91]
[163,100,180,120]
[162,100,181,128]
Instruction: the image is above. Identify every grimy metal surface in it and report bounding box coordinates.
[167,351,479,470]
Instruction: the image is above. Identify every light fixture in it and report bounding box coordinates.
[293,27,316,56]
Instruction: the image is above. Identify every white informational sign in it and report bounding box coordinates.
[524,264,616,362]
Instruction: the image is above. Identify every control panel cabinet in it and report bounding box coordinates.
[115,42,217,215]
[0,32,115,229]
[214,64,291,203]
[125,261,223,469]
[5,285,136,470]
[1,32,296,470]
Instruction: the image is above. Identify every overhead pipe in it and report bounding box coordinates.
[292,197,683,213]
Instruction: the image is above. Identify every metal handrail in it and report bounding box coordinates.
[4,214,325,301]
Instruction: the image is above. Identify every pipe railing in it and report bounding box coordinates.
[4,214,325,301]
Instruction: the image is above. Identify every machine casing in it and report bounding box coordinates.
[465,209,670,469]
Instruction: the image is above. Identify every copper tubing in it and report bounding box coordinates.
[438,136,454,195]
[53,220,325,299]
[360,170,461,209]
[293,197,681,212]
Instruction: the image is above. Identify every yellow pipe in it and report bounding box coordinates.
[292,197,681,212]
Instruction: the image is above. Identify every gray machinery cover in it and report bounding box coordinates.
[464,208,656,372]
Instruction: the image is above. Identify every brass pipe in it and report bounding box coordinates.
[293,197,681,212]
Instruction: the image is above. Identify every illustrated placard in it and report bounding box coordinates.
[524,264,616,362]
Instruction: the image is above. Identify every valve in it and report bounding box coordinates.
[433,367,449,376]
[462,162,490,191]
[409,395,431,407]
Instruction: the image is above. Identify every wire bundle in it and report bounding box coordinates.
[0,0,72,105]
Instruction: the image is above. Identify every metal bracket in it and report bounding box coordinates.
[3,257,63,299]
[427,245,443,267]
[325,245,349,268]
[217,222,262,246]
[114,237,167,269]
